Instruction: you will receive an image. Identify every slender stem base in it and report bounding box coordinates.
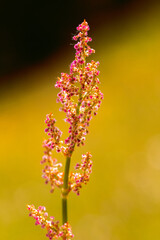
[62,197,68,224]
[62,156,71,224]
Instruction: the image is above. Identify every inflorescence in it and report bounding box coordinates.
[27,205,74,240]
[27,19,103,240]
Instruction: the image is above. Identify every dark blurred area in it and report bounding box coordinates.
[0,0,158,83]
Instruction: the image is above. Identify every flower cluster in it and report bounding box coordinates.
[41,113,64,192]
[69,152,93,195]
[27,205,74,240]
[55,19,103,157]
[41,158,63,193]
[44,113,62,153]
[72,20,94,65]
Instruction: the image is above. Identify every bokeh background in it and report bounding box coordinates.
[1,0,160,239]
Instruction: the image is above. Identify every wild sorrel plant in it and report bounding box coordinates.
[27,20,103,239]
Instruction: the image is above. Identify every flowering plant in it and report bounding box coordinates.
[27,20,103,239]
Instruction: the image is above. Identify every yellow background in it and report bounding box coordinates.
[0,5,160,240]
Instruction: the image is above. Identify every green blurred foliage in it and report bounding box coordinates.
[0,5,160,240]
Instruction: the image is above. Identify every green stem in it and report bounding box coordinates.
[62,197,67,224]
[62,156,71,224]
[61,77,83,224]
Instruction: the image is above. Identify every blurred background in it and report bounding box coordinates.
[1,0,160,239]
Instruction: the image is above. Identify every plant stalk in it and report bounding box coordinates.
[62,156,71,224]
[62,87,81,224]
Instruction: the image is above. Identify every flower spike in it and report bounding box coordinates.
[27,19,103,240]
